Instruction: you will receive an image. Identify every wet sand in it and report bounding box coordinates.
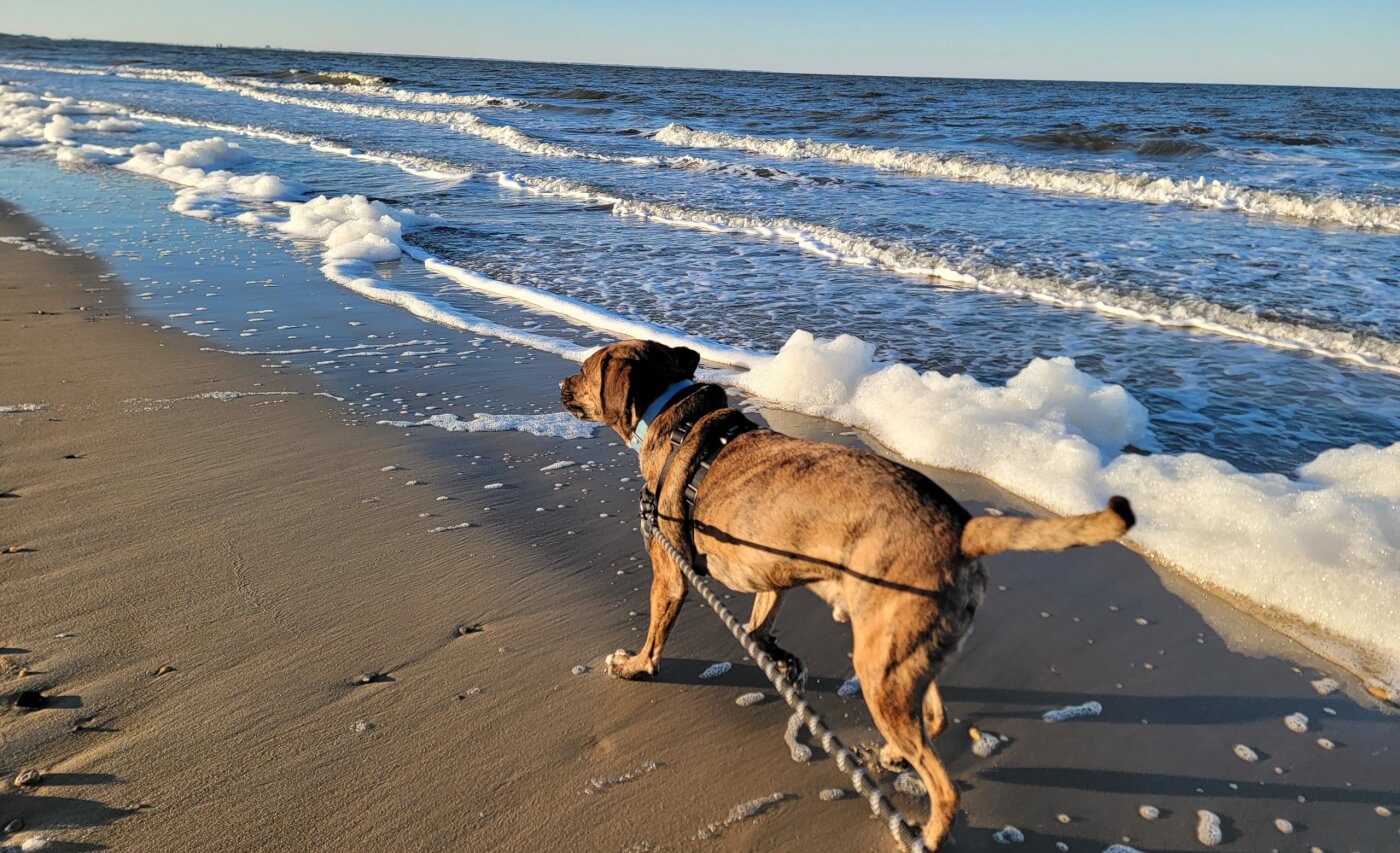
[2,200,1397,852]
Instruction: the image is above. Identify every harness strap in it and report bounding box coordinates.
[641,405,758,574]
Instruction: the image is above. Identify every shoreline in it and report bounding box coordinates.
[3,198,1398,851]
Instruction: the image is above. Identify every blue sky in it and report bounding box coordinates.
[5,1,1398,88]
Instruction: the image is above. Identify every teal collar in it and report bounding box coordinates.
[628,380,695,453]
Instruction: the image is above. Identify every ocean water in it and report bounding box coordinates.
[2,34,1398,688]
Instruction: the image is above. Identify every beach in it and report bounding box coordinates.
[4,202,1398,852]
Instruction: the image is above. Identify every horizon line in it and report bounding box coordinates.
[3,30,1396,92]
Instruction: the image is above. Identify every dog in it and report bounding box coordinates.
[560,339,1135,848]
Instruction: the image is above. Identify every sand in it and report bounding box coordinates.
[2,199,1397,852]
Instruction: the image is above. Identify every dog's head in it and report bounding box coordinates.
[560,340,701,440]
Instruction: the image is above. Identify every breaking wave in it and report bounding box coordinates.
[653,123,1400,231]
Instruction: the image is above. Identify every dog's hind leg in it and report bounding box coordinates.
[854,632,959,849]
[606,537,687,680]
[746,590,783,633]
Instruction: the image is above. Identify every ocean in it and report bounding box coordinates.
[1,33,1397,688]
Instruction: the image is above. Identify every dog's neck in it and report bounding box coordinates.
[627,379,696,452]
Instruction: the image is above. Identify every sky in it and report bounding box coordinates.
[4,0,1398,88]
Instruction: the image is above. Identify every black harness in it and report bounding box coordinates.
[637,387,758,573]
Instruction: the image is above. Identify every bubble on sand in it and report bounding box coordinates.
[1137,804,1159,820]
[837,676,861,697]
[583,760,659,794]
[1284,712,1309,733]
[698,661,731,679]
[379,465,398,471]
[429,522,471,532]
[969,727,1002,758]
[1376,805,1392,817]
[991,825,1024,844]
[1316,737,1336,750]
[1056,813,1072,824]
[735,691,766,707]
[1196,809,1223,846]
[1043,700,1102,722]
[1233,744,1259,762]
[693,792,791,840]
[20,839,52,852]
[1103,846,1144,853]
[571,665,590,675]
[819,788,845,801]
[894,771,926,798]
[1311,677,1340,695]
[351,719,374,733]
[1274,818,1294,834]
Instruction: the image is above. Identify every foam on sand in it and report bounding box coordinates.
[377,412,597,439]
[730,332,1400,690]
[654,122,1400,232]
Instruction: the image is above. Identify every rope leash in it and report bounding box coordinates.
[640,512,928,852]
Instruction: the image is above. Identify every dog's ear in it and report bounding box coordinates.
[664,345,700,379]
[598,352,632,434]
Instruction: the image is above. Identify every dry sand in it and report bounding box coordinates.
[2,199,1398,852]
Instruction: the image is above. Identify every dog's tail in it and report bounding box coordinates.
[960,496,1135,559]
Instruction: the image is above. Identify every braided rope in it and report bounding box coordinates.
[641,515,927,852]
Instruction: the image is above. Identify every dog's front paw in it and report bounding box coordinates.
[604,648,655,680]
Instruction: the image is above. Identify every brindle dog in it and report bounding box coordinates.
[560,339,1135,849]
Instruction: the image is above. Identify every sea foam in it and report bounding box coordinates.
[654,122,1400,231]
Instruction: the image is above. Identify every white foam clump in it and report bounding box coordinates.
[1103,846,1145,853]
[969,727,1003,758]
[894,771,926,798]
[377,412,597,439]
[18,838,52,852]
[539,460,575,472]
[1310,677,1341,695]
[1233,744,1259,762]
[653,122,1400,232]
[698,661,731,679]
[727,331,1400,691]
[0,404,46,413]
[1274,818,1294,833]
[119,137,306,219]
[1284,712,1310,733]
[1137,805,1160,820]
[693,792,790,840]
[76,116,144,132]
[42,114,74,141]
[262,194,593,361]
[836,676,861,697]
[1042,700,1103,722]
[991,825,1024,844]
[735,691,766,707]
[1196,809,1223,846]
